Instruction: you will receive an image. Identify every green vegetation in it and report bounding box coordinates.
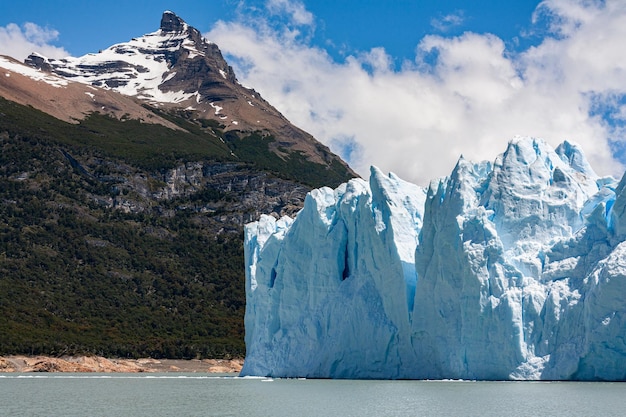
[0,98,353,188]
[0,98,232,172]
[0,131,244,358]
[0,97,353,359]
[224,131,353,189]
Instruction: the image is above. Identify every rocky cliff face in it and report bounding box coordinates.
[70,153,309,230]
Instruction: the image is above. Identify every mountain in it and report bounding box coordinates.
[242,137,626,380]
[24,11,343,168]
[0,12,355,359]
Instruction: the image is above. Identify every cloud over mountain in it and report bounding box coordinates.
[207,0,626,184]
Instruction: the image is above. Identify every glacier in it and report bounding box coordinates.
[241,137,626,380]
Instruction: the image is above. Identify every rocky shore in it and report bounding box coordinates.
[0,356,243,373]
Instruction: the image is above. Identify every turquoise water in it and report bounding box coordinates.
[1,374,625,416]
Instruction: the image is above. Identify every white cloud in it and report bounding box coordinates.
[0,22,69,61]
[266,0,314,26]
[430,11,465,32]
[209,0,625,185]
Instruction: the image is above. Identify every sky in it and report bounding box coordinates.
[2,0,626,185]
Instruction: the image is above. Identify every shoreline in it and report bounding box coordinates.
[0,355,243,373]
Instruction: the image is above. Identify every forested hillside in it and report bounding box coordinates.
[0,97,354,358]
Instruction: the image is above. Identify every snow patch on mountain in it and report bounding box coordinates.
[0,55,68,88]
[29,30,197,103]
[242,137,626,380]
[22,11,223,105]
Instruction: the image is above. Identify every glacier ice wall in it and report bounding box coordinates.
[241,137,626,380]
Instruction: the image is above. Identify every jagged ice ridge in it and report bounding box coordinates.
[242,137,626,380]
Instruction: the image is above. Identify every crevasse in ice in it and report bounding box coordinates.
[241,137,626,380]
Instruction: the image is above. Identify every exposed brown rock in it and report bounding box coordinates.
[0,355,243,373]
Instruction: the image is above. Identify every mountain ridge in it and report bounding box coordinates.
[22,11,350,171]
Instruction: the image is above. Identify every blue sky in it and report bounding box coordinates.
[2,0,626,184]
[1,1,541,60]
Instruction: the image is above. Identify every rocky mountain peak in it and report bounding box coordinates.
[158,10,207,52]
[160,10,188,33]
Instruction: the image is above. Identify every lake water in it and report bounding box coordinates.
[1,374,625,416]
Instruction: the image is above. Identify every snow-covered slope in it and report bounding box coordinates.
[242,137,626,380]
[1,55,68,88]
[25,11,234,105]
